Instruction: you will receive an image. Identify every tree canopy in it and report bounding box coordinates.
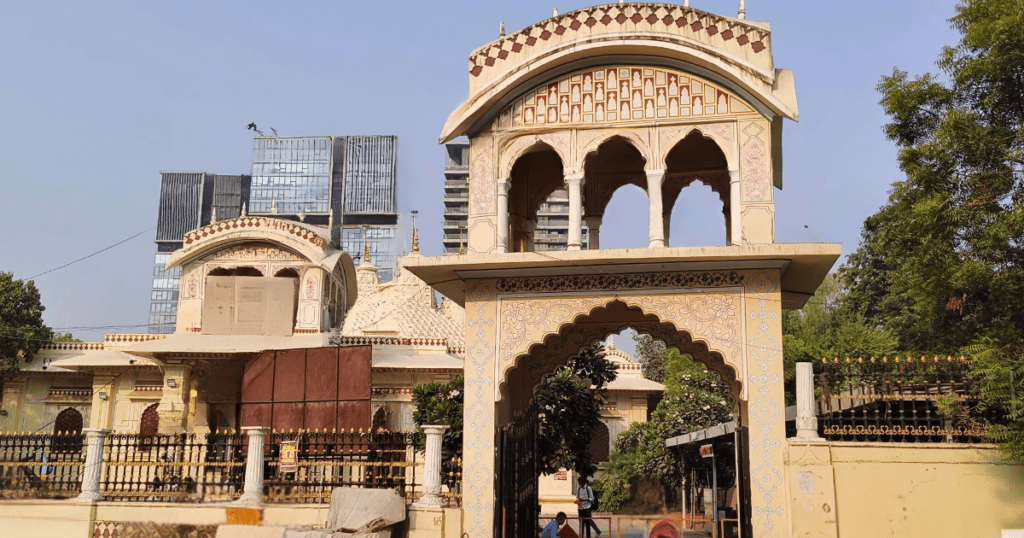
[841,0,1024,460]
[0,272,55,378]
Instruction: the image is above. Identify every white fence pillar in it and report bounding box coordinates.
[234,426,270,506]
[75,428,111,503]
[795,362,824,441]
[413,425,451,508]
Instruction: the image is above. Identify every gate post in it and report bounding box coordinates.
[795,362,824,441]
[75,428,111,503]
[234,426,270,506]
[414,425,451,508]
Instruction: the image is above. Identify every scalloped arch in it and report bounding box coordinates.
[660,124,736,170]
[579,131,654,173]
[499,134,570,179]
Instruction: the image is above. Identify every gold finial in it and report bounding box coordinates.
[459,228,466,255]
[411,210,420,253]
[362,225,370,262]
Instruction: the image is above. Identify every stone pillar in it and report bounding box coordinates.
[413,425,451,508]
[496,179,511,254]
[565,174,585,251]
[795,362,824,441]
[234,426,270,507]
[584,216,602,250]
[157,363,192,434]
[0,381,25,432]
[729,169,742,246]
[646,170,666,248]
[75,428,111,503]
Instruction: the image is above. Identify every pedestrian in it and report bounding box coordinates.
[576,478,602,537]
[541,512,568,538]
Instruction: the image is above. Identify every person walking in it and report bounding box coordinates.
[576,478,602,537]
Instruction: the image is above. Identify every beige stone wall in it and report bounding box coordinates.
[787,441,1024,537]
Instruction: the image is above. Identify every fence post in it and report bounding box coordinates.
[413,425,450,508]
[75,428,111,503]
[795,362,824,441]
[234,426,270,507]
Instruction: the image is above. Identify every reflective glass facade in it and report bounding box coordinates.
[148,252,180,334]
[341,226,397,282]
[250,137,332,214]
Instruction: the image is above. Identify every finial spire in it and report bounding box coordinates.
[410,210,419,253]
[738,0,746,19]
[270,199,278,214]
[684,0,689,7]
[459,228,466,256]
[362,225,370,263]
[499,21,505,37]
[240,202,247,217]
[553,7,558,16]
[211,206,218,223]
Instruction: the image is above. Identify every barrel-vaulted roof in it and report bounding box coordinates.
[441,2,797,142]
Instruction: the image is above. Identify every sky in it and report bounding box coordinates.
[0,0,959,343]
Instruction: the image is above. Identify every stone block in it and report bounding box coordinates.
[217,525,286,538]
[326,487,405,532]
[226,507,263,525]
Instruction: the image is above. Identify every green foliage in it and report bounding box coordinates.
[840,0,1024,460]
[535,343,618,477]
[412,375,463,474]
[0,272,54,378]
[967,342,1024,461]
[592,474,630,513]
[633,333,667,382]
[601,349,732,510]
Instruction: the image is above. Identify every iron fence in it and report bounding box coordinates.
[0,432,85,499]
[100,431,246,502]
[816,357,1005,443]
[262,429,456,505]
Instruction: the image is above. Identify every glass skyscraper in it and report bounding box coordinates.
[147,135,399,334]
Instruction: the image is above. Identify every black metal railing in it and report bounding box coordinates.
[101,431,246,502]
[0,432,85,499]
[263,429,431,504]
[816,357,1004,443]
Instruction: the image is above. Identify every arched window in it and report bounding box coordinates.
[590,421,611,464]
[372,407,388,432]
[53,408,84,453]
[140,403,160,437]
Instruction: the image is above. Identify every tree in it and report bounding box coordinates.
[535,343,618,478]
[599,349,732,511]
[633,333,667,382]
[841,0,1024,460]
[411,375,463,486]
[0,273,54,378]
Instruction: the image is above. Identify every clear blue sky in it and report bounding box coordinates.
[0,0,958,342]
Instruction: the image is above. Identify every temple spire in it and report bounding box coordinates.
[362,225,371,263]
[410,210,420,254]
[738,0,746,19]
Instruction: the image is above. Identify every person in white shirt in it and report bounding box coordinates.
[541,512,567,538]
[576,478,601,537]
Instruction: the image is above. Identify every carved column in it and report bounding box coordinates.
[496,179,511,253]
[729,169,742,246]
[75,428,111,503]
[584,216,602,250]
[234,426,270,506]
[565,174,584,251]
[413,424,451,508]
[646,170,666,248]
[794,362,823,441]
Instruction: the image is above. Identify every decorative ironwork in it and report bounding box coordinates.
[495,271,743,294]
[499,404,539,538]
[816,357,1006,443]
[263,430,448,505]
[101,432,246,502]
[0,432,85,499]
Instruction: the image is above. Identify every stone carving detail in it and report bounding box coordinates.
[496,271,743,293]
[304,275,318,299]
[470,141,494,214]
[494,66,740,131]
[181,270,199,299]
[742,133,771,201]
[500,131,571,178]
[500,297,606,362]
[744,270,784,538]
[623,294,742,361]
[205,244,302,262]
[183,216,325,249]
[462,281,497,537]
[93,522,217,538]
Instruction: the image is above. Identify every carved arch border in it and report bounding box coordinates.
[498,132,572,179]
[657,123,737,170]
[495,292,745,401]
[576,128,655,173]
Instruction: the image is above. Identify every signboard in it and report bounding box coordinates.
[279,440,298,473]
[700,444,714,458]
[553,470,567,481]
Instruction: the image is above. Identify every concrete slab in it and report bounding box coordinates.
[326,487,405,532]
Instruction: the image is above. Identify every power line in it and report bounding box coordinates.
[26,227,154,280]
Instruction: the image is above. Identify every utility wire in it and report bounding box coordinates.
[26,227,154,280]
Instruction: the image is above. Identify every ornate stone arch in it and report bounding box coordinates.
[499,132,571,179]
[577,128,654,173]
[658,123,737,170]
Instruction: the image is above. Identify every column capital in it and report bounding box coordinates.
[644,168,666,177]
[82,428,112,438]
[563,173,585,185]
[421,424,452,435]
[241,426,270,436]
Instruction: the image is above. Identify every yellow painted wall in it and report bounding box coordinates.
[787,441,1024,537]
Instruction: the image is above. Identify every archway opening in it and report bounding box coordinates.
[583,137,648,249]
[664,131,730,246]
[668,181,728,247]
[53,407,84,453]
[508,144,564,252]
[598,185,649,249]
